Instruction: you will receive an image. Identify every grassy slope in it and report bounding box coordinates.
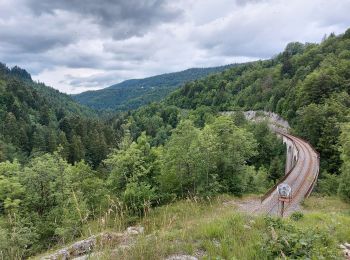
[125,196,350,259]
[37,195,350,259]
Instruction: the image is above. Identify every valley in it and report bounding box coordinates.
[0,25,349,260]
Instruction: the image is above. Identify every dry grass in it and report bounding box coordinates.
[35,195,350,259]
[302,195,350,213]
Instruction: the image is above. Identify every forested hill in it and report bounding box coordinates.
[0,63,123,165]
[1,29,350,260]
[166,29,350,178]
[72,64,238,110]
[0,63,94,117]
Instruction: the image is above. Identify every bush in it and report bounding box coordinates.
[261,217,338,259]
[122,182,156,215]
[316,172,339,195]
[290,211,304,221]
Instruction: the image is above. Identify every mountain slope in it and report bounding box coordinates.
[0,63,94,117]
[0,63,121,165]
[165,29,350,175]
[73,64,238,110]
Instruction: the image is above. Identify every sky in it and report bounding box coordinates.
[0,0,349,94]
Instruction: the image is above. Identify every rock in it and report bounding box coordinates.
[212,239,220,247]
[41,227,144,260]
[42,236,97,259]
[72,252,102,260]
[165,254,198,260]
[99,232,124,244]
[194,249,206,258]
[340,243,350,259]
[243,224,251,229]
[69,236,96,257]
[126,226,144,235]
[41,249,69,260]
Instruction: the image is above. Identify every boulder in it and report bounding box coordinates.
[126,226,144,235]
[41,228,144,260]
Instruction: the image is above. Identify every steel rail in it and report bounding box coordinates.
[257,131,319,216]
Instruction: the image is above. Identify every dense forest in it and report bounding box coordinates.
[0,28,350,259]
[0,64,126,168]
[73,65,238,111]
[167,29,350,187]
[0,65,284,258]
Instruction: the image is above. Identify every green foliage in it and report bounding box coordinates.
[105,133,159,213]
[317,172,339,195]
[0,160,23,214]
[112,196,348,260]
[158,120,202,198]
[290,211,304,221]
[262,217,338,259]
[2,28,350,259]
[165,31,350,175]
[247,122,286,182]
[338,123,350,202]
[0,214,38,259]
[73,65,238,111]
[0,64,124,168]
[246,166,273,193]
[159,117,258,198]
[0,152,110,255]
[54,191,89,243]
[122,182,156,215]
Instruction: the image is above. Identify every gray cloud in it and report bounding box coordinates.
[0,0,349,94]
[26,0,182,40]
[190,0,350,58]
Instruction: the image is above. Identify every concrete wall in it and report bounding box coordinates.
[282,135,299,174]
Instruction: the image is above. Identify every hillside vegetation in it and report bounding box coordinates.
[106,195,350,259]
[0,63,125,167]
[36,195,350,259]
[1,28,350,259]
[73,65,237,111]
[166,29,350,185]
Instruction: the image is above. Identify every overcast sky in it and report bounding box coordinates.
[0,0,349,94]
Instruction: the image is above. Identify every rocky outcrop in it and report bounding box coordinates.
[41,226,144,260]
[221,110,290,133]
[242,110,290,133]
[340,243,350,259]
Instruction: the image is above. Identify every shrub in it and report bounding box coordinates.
[261,217,338,259]
[290,211,304,221]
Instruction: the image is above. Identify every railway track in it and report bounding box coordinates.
[257,131,320,216]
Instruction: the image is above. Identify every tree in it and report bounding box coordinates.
[67,161,108,212]
[69,134,85,163]
[105,132,159,211]
[158,120,201,198]
[206,117,257,195]
[159,117,258,197]
[0,160,23,214]
[20,153,71,246]
[338,123,350,201]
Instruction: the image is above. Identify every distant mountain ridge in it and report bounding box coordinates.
[0,63,93,117]
[72,64,239,110]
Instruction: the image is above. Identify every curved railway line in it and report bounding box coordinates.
[257,131,320,216]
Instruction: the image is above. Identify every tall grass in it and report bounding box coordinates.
[35,195,350,259]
